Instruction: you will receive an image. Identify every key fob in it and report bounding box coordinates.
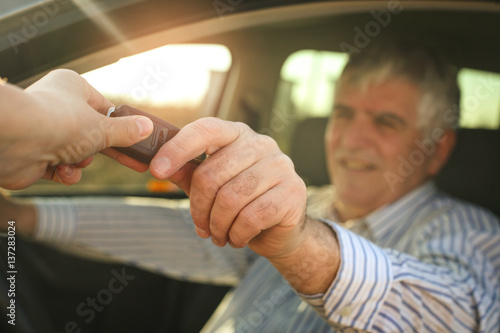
[107,105,180,164]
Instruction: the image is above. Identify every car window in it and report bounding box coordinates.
[271,50,500,155]
[278,50,348,118]
[270,50,348,154]
[15,44,232,197]
[458,68,500,129]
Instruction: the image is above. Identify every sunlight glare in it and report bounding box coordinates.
[82,44,232,107]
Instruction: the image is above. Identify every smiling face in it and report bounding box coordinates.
[325,77,450,220]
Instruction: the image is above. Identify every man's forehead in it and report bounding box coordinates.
[337,71,419,93]
[333,78,421,120]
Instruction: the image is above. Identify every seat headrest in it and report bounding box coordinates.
[435,128,500,217]
[289,117,330,187]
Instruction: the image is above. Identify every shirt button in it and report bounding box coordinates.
[340,305,353,317]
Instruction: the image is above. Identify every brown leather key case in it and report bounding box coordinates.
[107,105,182,164]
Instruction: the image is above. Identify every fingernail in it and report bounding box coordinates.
[151,157,171,178]
[64,166,75,176]
[136,117,153,137]
[57,165,74,176]
[212,237,227,247]
[195,226,210,238]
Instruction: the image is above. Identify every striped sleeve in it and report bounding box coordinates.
[374,241,500,333]
[373,207,500,333]
[300,215,500,332]
[34,197,78,243]
[33,197,256,286]
[300,222,393,331]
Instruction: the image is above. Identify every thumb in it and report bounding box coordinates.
[102,115,154,148]
[165,161,201,197]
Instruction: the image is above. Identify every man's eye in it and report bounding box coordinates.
[375,116,398,129]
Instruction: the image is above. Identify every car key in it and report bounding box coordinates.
[107,105,205,165]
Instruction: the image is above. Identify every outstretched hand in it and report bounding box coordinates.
[150,118,339,295]
[0,69,154,189]
[150,117,308,260]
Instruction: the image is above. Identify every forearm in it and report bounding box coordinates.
[268,217,340,295]
[32,197,255,285]
[0,196,37,236]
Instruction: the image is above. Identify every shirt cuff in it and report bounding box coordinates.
[33,198,78,244]
[300,221,393,331]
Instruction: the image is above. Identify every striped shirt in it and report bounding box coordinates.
[34,182,500,332]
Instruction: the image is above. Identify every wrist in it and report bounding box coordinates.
[268,217,340,294]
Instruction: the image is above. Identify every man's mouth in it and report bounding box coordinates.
[340,159,376,171]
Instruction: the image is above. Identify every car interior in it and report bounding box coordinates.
[0,1,499,332]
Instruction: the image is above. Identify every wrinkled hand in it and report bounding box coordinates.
[149,117,307,259]
[0,69,153,189]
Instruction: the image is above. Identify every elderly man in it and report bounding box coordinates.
[3,41,499,332]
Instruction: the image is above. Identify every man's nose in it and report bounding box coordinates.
[341,118,372,149]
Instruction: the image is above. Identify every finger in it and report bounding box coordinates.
[100,148,150,172]
[40,164,54,179]
[150,118,245,179]
[165,161,198,196]
[82,75,154,149]
[82,75,115,115]
[50,165,83,186]
[188,136,266,237]
[34,69,115,116]
[41,158,90,187]
[208,155,287,246]
[60,71,154,151]
[228,178,306,251]
[100,115,154,149]
[74,156,94,168]
[27,69,113,115]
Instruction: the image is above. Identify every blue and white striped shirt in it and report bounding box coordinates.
[34,182,500,332]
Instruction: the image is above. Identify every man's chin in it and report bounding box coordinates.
[337,188,372,204]
[335,185,388,211]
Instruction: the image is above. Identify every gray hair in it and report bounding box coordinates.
[337,40,460,137]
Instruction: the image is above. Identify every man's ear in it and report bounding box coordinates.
[427,129,456,176]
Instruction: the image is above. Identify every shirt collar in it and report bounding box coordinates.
[307,181,440,243]
[363,181,439,244]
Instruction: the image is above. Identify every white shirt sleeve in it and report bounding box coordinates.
[33,196,257,286]
[300,219,500,332]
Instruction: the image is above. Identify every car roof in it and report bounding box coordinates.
[2,0,500,85]
[0,0,43,20]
